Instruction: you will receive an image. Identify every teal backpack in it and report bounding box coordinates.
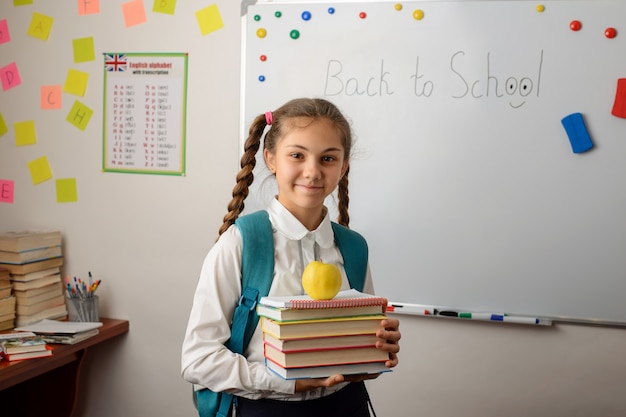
[194,210,369,417]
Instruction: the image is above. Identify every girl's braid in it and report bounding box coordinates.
[218,114,267,236]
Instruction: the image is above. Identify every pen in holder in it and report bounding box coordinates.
[66,295,99,322]
[65,273,102,322]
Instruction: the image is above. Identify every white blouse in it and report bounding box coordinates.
[181,198,374,400]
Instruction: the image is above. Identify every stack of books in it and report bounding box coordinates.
[0,230,67,327]
[257,289,391,379]
[0,268,15,331]
[0,331,52,361]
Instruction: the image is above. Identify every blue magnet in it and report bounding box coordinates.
[561,112,593,153]
[301,11,312,21]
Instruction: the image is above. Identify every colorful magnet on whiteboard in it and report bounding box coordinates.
[258,75,266,82]
[570,20,582,31]
[301,11,311,21]
[328,8,335,15]
[289,30,300,39]
[536,4,545,13]
[611,78,626,118]
[561,113,593,153]
[275,11,282,18]
[259,55,267,62]
[359,12,367,19]
[256,28,267,38]
[413,9,425,20]
[253,15,261,22]
[394,4,403,11]
[605,27,617,39]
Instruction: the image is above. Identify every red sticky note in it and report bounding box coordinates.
[0,179,15,203]
[0,62,21,91]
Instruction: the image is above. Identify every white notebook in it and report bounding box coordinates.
[15,319,103,334]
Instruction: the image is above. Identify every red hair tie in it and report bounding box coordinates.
[265,111,273,125]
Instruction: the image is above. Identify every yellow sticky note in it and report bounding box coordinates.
[66,100,93,131]
[41,85,62,109]
[63,68,89,96]
[0,113,7,136]
[73,36,95,63]
[14,0,34,5]
[153,0,176,15]
[123,0,147,28]
[27,156,53,185]
[56,178,78,203]
[14,120,37,146]
[195,4,224,36]
[77,0,100,15]
[27,12,54,41]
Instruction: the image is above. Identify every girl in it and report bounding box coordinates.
[182,98,401,417]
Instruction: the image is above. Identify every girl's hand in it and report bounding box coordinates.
[376,318,401,368]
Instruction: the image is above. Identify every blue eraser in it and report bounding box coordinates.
[561,112,593,153]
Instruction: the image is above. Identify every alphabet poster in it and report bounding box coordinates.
[102,52,188,175]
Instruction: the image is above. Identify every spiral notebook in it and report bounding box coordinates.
[259,289,388,310]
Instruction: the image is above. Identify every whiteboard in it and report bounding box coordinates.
[241,1,626,325]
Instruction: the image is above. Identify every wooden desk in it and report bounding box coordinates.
[0,318,129,416]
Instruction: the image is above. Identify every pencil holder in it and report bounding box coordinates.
[66,295,99,322]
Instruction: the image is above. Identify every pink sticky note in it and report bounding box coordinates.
[1,62,22,91]
[0,19,10,45]
[0,179,14,204]
[41,85,62,109]
[77,0,100,15]
[122,0,147,28]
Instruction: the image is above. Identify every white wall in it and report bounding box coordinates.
[1,1,625,416]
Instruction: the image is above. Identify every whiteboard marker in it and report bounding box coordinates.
[388,303,434,316]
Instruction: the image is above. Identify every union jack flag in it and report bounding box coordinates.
[105,54,127,72]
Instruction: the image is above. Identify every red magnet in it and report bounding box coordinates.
[569,20,581,31]
[605,27,617,39]
[611,78,626,118]
[359,11,367,19]
[260,55,267,62]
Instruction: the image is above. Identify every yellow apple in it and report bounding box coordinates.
[302,260,342,300]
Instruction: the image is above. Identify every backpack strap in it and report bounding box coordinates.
[331,222,369,292]
[207,211,275,417]
[232,210,275,351]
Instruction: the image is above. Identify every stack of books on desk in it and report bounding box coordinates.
[0,332,52,361]
[257,289,391,379]
[0,268,15,331]
[0,230,67,327]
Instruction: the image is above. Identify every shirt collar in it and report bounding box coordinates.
[267,198,335,249]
